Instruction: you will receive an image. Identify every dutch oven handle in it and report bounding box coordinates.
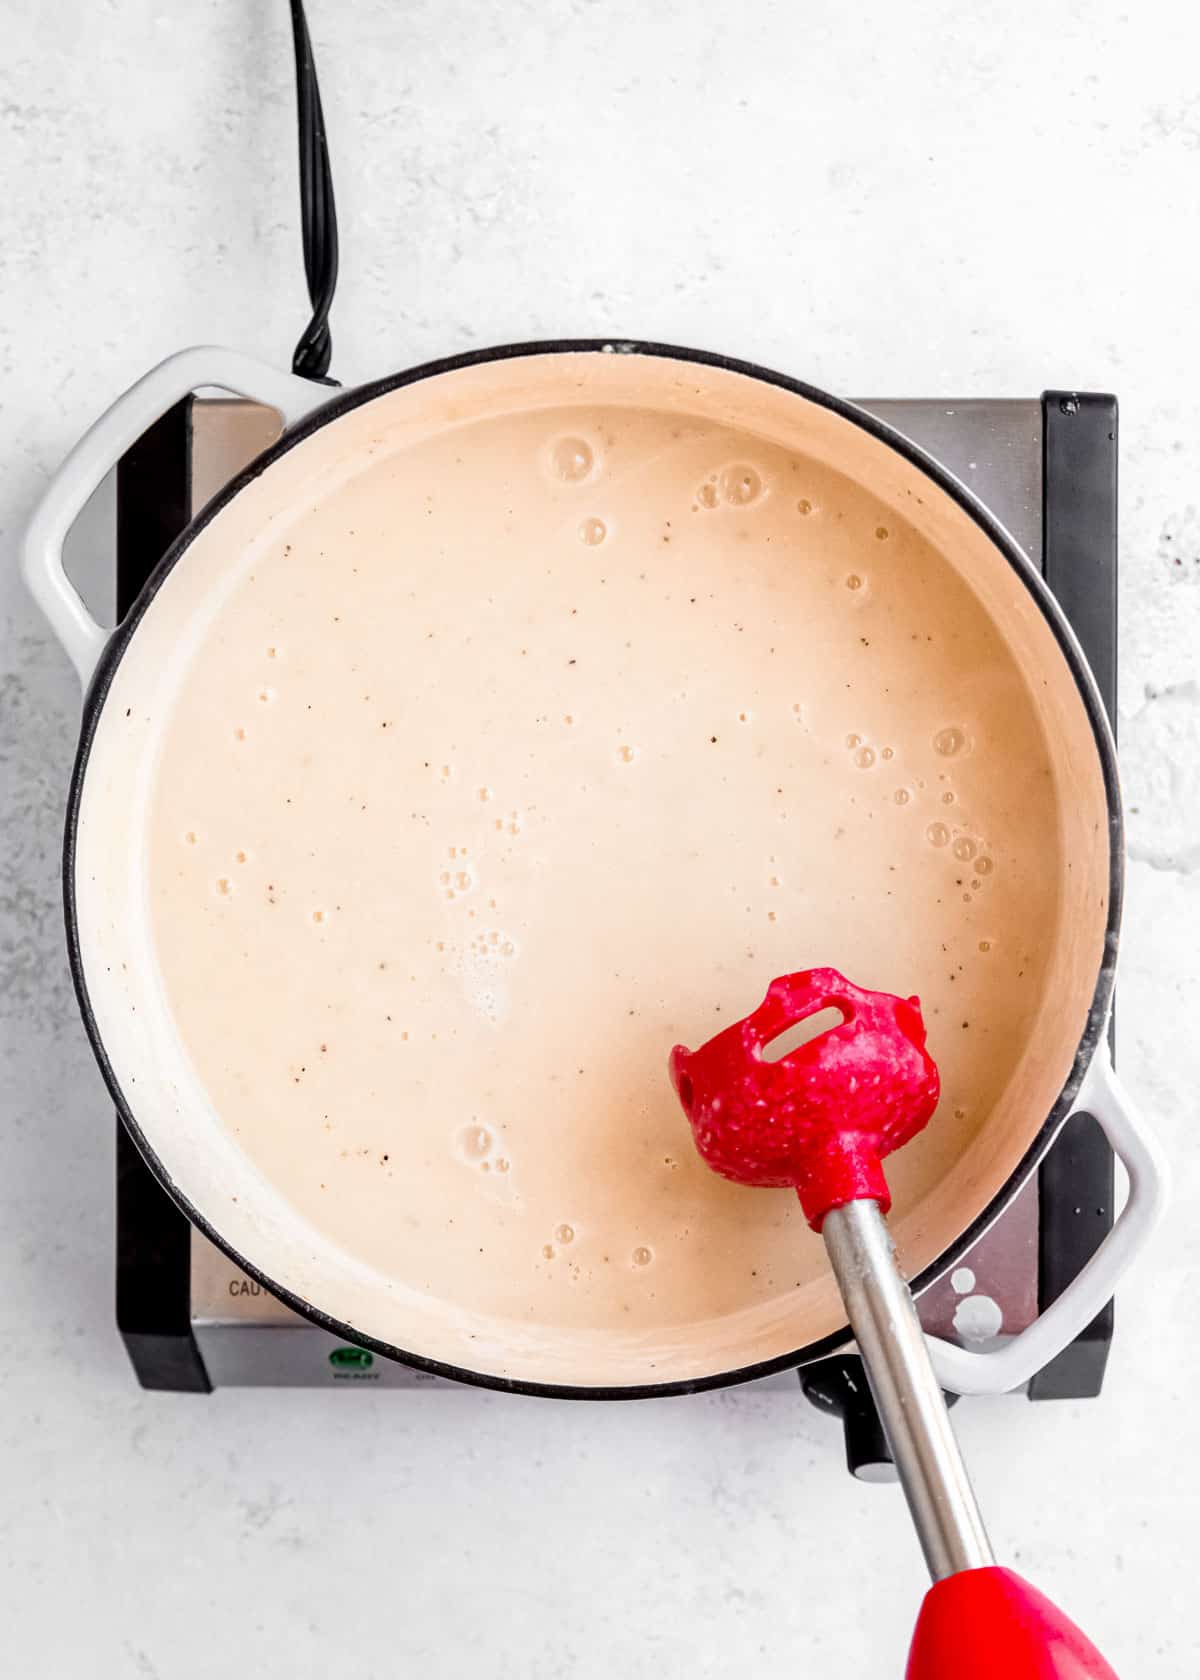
[925,1042,1169,1395]
[22,346,333,687]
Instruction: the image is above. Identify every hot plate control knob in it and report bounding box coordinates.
[800,1355,896,1482]
[799,1354,957,1484]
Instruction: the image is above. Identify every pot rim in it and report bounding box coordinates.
[64,337,1123,1400]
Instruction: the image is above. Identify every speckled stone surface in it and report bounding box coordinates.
[2,3,1198,1674]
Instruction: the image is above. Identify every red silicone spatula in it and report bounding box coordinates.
[669,967,1118,1680]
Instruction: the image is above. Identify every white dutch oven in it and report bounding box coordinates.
[24,341,1167,1397]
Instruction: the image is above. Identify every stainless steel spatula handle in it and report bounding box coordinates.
[822,1199,994,1582]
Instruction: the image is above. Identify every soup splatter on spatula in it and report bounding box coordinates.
[670,968,1119,1680]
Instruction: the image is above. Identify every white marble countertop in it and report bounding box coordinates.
[2,2,1198,1674]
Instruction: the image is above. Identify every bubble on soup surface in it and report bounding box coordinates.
[934,726,967,757]
[719,463,763,506]
[551,436,594,482]
[457,1124,492,1160]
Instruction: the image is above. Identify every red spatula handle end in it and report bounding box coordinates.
[907,1567,1118,1679]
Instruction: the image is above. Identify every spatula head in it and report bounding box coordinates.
[669,967,939,1229]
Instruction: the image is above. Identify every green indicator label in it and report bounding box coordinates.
[329,1346,373,1370]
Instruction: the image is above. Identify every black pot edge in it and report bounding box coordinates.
[63,336,1123,1402]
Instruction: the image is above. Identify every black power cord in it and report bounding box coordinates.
[288,0,339,382]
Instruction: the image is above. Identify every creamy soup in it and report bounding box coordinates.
[146,391,1062,1351]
